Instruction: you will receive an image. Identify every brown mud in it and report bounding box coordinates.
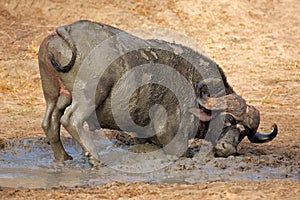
[0,134,299,189]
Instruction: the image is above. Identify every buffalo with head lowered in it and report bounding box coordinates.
[38,20,277,165]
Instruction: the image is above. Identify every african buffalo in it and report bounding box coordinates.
[38,20,277,164]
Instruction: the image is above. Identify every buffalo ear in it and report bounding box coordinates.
[189,108,211,122]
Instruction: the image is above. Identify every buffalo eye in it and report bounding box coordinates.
[224,114,237,126]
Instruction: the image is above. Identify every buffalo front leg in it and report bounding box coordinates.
[42,93,72,162]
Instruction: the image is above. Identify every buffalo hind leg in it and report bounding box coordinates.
[60,101,102,167]
[42,93,72,162]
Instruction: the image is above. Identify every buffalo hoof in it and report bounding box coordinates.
[85,152,103,168]
[54,153,73,163]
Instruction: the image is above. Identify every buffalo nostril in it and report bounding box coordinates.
[222,142,226,149]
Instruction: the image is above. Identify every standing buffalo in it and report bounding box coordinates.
[38,20,277,164]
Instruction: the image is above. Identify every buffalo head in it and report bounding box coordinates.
[190,78,278,157]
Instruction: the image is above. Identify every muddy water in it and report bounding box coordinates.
[0,136,299,189]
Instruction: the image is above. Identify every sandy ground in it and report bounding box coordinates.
[0,0,299,199]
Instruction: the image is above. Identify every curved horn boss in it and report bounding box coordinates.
[197,78,278,146]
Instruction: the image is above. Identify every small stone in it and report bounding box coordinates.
[259,159,266,164]
[245,156,252,162]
